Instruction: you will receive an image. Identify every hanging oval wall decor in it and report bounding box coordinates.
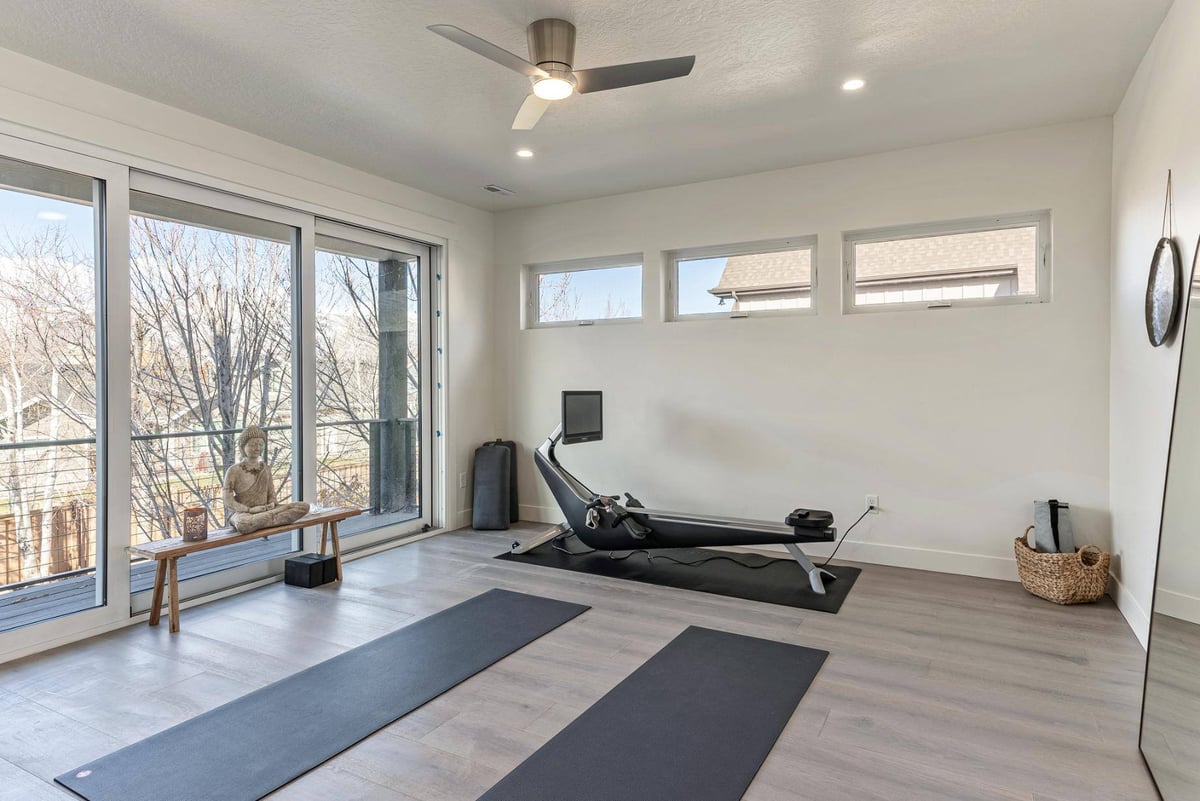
[1146,237,1182,346]
[1147,170,1183,347]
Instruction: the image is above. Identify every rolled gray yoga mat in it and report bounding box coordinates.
[56,588,589,801]
[478,625,829,801]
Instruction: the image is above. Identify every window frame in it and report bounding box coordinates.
[524,253,644,329]
[665,236,819,321]
[842,210,1051,314]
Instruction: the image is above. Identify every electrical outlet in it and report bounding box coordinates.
[459,472,467,489]
[866,495,880,513]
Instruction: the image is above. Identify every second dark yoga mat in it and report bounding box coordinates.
[56,588,588,801]
[498,540,861,613]
[478,625,828,801]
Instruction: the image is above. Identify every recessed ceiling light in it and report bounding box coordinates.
[842,78,865,92]
[516,149,534,158]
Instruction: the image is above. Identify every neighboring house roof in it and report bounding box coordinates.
[856,227,1036,290]
[707,226,1038,298]
[856,266,1017,287]
[709,251,812,298]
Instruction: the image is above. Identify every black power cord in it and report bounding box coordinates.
[552,538,596,556]
[819,506,872,567]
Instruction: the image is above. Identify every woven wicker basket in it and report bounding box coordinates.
[1014,526,1110,605]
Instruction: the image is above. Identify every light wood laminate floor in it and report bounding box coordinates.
[0,524,1157,800]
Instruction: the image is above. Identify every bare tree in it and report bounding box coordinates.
[127,216,294,538]
[314,253,420,508]
[602,294,631,319]
[537,272,582,322]
[0,227,95,579]
[0,214,425,581]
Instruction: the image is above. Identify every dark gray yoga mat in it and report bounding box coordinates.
[57,588,588,801]
[478,625,828,801]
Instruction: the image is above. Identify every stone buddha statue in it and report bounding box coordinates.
[222,425,310,534]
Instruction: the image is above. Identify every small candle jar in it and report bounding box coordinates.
[182,507,208,541]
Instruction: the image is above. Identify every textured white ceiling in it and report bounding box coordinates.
[0,0,1170,210]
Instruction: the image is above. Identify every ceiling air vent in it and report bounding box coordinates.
[483,184,515,196]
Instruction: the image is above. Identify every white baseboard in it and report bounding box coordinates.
[519,503,1018,582]
[453,508,472,531]
[1109,571,1150,648]
[520,504,562,523]
[1154,588,1200,628]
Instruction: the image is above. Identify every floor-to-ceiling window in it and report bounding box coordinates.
[0,155,106,633]
[0,144,442,646]
[314,223,431,544]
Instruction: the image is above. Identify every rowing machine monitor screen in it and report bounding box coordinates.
[562,391,603,445]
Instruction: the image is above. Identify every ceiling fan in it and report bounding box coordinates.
[428,18,696,130]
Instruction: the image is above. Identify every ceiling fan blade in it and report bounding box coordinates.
[573,55,695,94]
[428,24,548,79]
[512,95,551,130]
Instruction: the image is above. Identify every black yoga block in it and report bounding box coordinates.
[285,553,336,587]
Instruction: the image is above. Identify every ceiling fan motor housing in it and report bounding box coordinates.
[527,18,576,72]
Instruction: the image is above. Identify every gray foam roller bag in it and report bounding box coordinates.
[473,443,511,530]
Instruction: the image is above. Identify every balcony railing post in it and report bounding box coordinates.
[369,421,381,515]
[405,418,418,508]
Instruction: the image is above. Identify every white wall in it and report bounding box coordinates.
[0,47,495,532]
[495,120,1113,581]
[1110,0,1200,644]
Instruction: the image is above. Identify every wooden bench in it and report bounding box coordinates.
[128,506,362,633]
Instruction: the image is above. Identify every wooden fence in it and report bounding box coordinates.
[0,501,95,586]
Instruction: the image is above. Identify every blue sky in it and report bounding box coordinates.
[677,257,728,315]
[546,265,643,319]
[0,186,95,254]
[541,258,729,321]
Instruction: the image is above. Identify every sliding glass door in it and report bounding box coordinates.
[126,178,309,597]
[0,144,125,636]
[314,222,432,546]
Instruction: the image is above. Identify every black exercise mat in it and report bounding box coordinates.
[56,588,588,801]
[478,625,828,801]
[498,541,860,613]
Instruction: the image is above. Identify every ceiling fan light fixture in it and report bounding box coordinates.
[533,75,574,100]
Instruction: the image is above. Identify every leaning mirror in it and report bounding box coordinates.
[1141,237,1200,798]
